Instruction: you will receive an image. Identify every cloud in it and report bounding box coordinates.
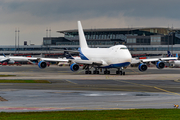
[0,0,180,45]
[1,0,180,25]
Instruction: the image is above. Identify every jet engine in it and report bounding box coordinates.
[156,61,165,69]
[8,60,15,64]
[138,63,148,72]
[70,63,79,71]
[38,61,47,69]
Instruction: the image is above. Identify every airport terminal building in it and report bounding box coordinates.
[1,27,180,57]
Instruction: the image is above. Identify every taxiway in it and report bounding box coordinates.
[0,65,180,112]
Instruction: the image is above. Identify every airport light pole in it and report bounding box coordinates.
[18,29,20,55]
[15,28,17,54]
[49,28,51,54]
[171,26,173,55]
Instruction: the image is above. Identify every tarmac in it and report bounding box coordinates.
[0,65,180,112]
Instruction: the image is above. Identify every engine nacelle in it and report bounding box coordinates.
[38,61,47,69]
[156,61,165,69]
[70,63,79,71]
[138,63,148,72]
[8,60,15,64]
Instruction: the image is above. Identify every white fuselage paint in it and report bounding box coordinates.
[81,45,132,67]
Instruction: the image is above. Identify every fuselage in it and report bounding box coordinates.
[80,45,132,68]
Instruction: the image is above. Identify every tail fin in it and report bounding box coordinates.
[77,21,88,48]
[3,53,6,57]
[176,53,178,58]
[167,51,172,57]
[64,51,74,59]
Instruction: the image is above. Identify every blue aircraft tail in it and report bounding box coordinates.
[167,51,172,57]
[167,51,179,58]
[176,53,178,58]
[64,51,74,59]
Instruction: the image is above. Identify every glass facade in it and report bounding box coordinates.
[53,28,180,46]
[128,46,180,51]
[151,36,161,45]
[127,38,136,43]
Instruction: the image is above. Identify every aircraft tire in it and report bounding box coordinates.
[120,71,122,75]
[93,71,100,74]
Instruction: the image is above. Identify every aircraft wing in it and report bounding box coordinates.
[131,57,177,64]
[0,58,10,63]
[70,59,103,65]
[39,58,68,62]
[26,57,38,61]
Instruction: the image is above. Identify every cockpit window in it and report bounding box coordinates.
[120,47,128,50]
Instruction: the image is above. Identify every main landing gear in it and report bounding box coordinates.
[85,65,92,74]
[116,68,125,75]
[93,68,99,74]
[104,69,110,74]
[84,66,125,75]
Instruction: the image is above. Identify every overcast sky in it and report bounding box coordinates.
[0,0,180,45]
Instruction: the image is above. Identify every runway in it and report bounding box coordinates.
[0,65,180,112]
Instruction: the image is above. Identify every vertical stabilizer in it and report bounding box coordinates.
[78,21,88,48]
[167,51,172,57]
[176,53,178,58]
[64,51,74,59]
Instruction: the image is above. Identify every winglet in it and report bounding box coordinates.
[78,21,88,48]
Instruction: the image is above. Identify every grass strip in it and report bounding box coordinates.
[0,109,180,120]
[0,75,16,77]
[0,80,50,83]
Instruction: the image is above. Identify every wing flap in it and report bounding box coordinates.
[40,58,68,62]
[131,57,178,64]
[0,58,10,63]
[72,59,103,65]
[141,57,177,62]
